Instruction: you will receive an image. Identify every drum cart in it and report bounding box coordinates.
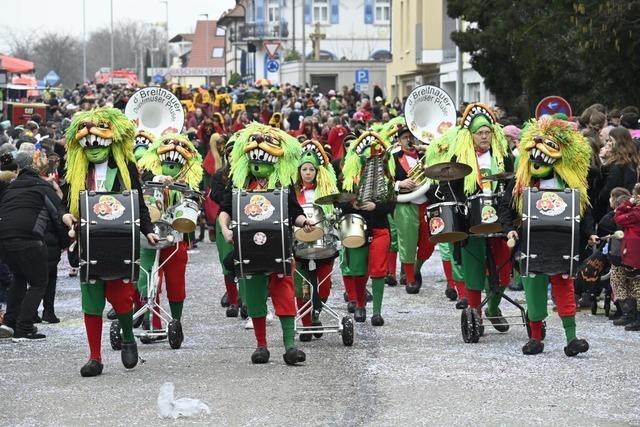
[294,260,354,346]
[460,237,546,343]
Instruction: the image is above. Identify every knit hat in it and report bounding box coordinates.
[469,114,492,134]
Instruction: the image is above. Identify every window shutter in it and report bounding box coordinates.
[330,0,339,24]
[364,0,374,24]
[256,0,265,23]
[304,0,312,24]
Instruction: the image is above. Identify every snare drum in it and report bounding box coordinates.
[141,220,181,250]
[142,186,164,223]
[338,214,367,248]
[425,202,468,244]
[171,198,200,233]
[294,234,338,260]
[79,190,140,282]
[293,203,326,242]
[467,192,502,235]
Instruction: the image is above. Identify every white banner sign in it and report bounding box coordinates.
[147,67,225,77]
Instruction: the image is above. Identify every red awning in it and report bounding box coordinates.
[0,55,35,73]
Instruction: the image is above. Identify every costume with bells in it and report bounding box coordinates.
[499,117,593,356]
[426,103,513,331]
[136,133,203,342]
[340,131,395,326]
[293,140,339,341]
[219,122,309,365]
[65,107,154,377]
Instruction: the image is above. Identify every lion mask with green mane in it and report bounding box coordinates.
[230,122,302,189]
[513,117,591,215]
[137,133,203,189]
[65,107,136,217]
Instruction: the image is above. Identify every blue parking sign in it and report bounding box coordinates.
[355,69,369,84]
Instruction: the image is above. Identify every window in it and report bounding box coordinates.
[375,0,390,23]
[313,0,329,24]
[216,27,225,36]
[268,0,280,23]
[212,47,224,58]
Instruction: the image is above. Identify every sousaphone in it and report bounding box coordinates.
[125,87,185,137]
[397,85,456,202]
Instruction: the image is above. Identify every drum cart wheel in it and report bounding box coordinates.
[168,320,183,349]
[110,320,122,350]
[604,293,611,317]
[461,307,480,343]
[341,317,354,346]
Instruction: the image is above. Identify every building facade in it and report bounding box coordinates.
[386,0,493,106]
[220,0,391,92]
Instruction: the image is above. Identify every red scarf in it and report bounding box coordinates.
[297,182,315,204]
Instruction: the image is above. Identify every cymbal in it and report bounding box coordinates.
[423,162,472,181]
[482,172,515,182]
[315,192,356,205]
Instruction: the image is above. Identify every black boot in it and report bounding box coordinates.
[371,314,384,326]
[405,283,420,294]
[121,341,139,369]
[251,347,270,364]
[455,298,469,309]
[299,332,312,342]
[564,338,589,357]
[354,307,366,322]
[484,308,510,333]
[445,287,458,301]
[613,298,636,326]
[347,301,356,314]
[385,274,397,287]
[609,300,623,320]
[226,304,239,318]
[33,314,42,324]
[283,347,306,365]
[80,359,104,377]
[522,339,544,355]
[106,308,117,320]
[624,312,640,331]
[42,311,60,324]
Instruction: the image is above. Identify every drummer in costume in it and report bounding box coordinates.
[136,133,203,343]
[293,140,339,340]
[499,117,596,356]
[388,119,436,294]
[218,122,314,365]
[210,137,241,317]
[426,103,513,331]
[340,131,395,325]
[64,107,157,377]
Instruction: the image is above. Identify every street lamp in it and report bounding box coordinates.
[82,0,86,82]
[110,0,114,84]
[199,13,209,87]
[161,0,170,68]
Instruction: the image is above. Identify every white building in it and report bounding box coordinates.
[222,0,391,90]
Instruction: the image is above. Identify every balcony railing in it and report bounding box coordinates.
[229,21,289,42]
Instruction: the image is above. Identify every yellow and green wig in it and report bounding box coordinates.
[64,107,136,217]
[513,117,591,215]
[341,130,395,193]
[137,133,203,189]
[230,122,302,189]
[426,103,509,195]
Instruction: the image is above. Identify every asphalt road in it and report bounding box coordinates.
[1,241,639,426]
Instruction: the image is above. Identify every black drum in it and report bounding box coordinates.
[79,191,140,282]
[520,187,580,276]
[467,192,502,235]
[232,188,293,277]
[425,202,468,244]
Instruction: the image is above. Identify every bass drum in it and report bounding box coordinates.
[425,202,468,244]
[232,189,293,277]
[79,190,140,282]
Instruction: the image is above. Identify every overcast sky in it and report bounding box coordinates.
[0,0,236,53]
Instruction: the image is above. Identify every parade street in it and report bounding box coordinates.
[2,242,638,426]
